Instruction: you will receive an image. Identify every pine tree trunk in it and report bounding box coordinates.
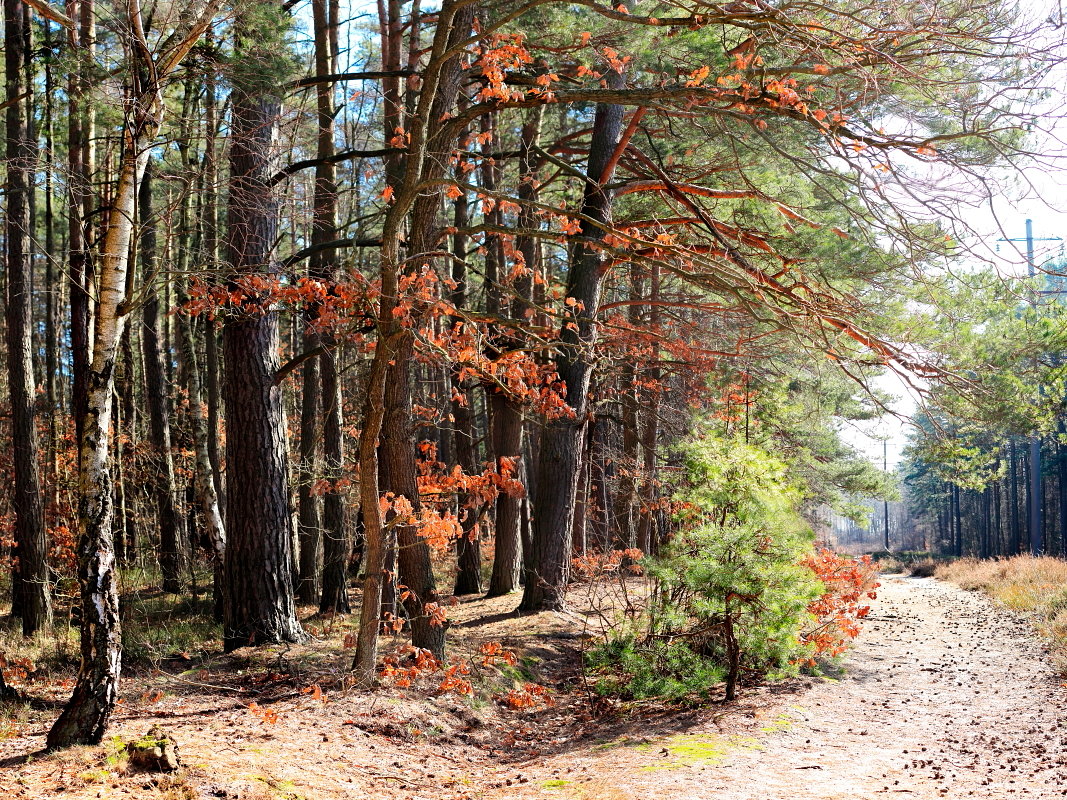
[176,294,226,617]
[297,339,322,604]
[221,9,305,647]
[318,350,350,612]
[486,107,541,598]
[312,0,350,615]
[447,186,481,597]
[5,0,52,635]
[486,393,523,596]
[520,79,626,613]
[451,373,482,596]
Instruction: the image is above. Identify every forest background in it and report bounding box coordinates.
[0,0,1065,753]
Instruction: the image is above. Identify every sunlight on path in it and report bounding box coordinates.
[493,576,1067,800]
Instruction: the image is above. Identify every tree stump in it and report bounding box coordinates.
[126,725,180,772]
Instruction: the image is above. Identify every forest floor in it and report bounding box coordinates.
[1,574,1067,800]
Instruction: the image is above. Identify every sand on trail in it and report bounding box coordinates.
[3,575,1067,800]
[483,575,1067,800]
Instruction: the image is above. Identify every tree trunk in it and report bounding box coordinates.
[318,350,350,613]
[486,393,523,596]
[486,106,541,598]
[139,162,186,592]
[637,264,661,555]
[48,19,173,745]
[452,385,482,595]
[67,0,95,449]
[447,185,482,597]
[520,77,627,613]
[202,52,225,520]
[297,340,322,604]
[176,300,227,618]
[5,0,52,635]
[222,6,305,648]
[1010,439,1021,555]
[42,19,60,486]
[351,333,399,683]
[312,0,350,615]
[376,0,474,656]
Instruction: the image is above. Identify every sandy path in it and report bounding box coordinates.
[4,576,1067,799]
[485,575,1067,799]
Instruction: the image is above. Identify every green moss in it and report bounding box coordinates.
[641,733,761,771]
[541,779,573,789]
[759,713,794,733]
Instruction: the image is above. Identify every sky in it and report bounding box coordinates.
[843,0,1067,474]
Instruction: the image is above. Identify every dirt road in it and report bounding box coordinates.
[489,575,1067,799]
[5,575,1067,799]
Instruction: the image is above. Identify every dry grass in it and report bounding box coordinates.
[936,555,1067,669]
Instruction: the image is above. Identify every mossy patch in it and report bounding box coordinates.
[541,778,573,789]
[592,734,644,752]
[759,712,794,733]
[641,733,761,771]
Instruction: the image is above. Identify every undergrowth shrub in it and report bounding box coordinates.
[588,433,821,702]
[587,431,880,702]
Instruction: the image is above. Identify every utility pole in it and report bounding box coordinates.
[999,219,1062,557]
[1026,219,1042,557]
[883,439,891,552]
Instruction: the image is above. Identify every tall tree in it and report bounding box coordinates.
[5,0,52,635]
[47,0,220,747]
[312,0,350,615]
[139,160,186,592]
[520,73,628,612]
[221,0,305,650]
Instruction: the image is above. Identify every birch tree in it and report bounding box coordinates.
[47,0,221,748]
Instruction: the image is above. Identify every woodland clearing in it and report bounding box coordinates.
[1,574,1065,799]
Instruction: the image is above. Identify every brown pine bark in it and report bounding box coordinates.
[486,107,542,597]
[5,0,52,635]
[221,2,305,649]
[297,340,322,604]
[313,0,350,615]
[448,192,481,597]
[519,78,627,613]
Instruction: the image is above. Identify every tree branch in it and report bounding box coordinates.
[24,0,74,28]
[269,148,403,186]
[281,238,383,270]
[291,69,415,89]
